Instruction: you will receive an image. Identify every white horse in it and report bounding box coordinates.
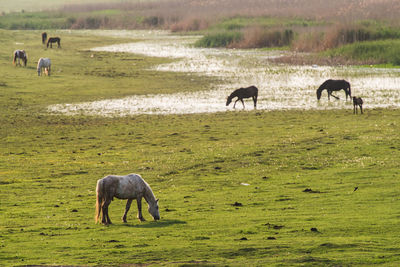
[95,173,160,225]
[13,50,27,66]
[37,57,51,76]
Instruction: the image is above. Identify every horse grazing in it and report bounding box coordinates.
[95,173,160,225]
[47,37,61,48]
[37,58,51,76]
[13,50,27,66]
[41,32,47,44]
[316,79,351,100]
[353,96,363,114]
[226,86,258,109]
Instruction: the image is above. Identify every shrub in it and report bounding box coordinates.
[143,16,164,27]
[194,31,242,48]
[171,18,208,32]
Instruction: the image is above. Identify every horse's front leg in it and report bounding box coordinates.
[329,92,339,100]
[122,199,133,223]
[233,99,239,109]
[240,99,245,109]
[136,197,146,222]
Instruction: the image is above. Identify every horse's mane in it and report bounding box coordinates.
[316,80,329,92]
[227,91,236,101]
[143,181,157,204]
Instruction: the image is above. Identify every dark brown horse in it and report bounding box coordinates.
[316,79,351,100]
[353,96,363,114]
[226,86,258,109]
[47,37,61,48]
[41,32,47,44]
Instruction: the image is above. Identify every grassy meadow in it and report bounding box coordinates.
[1,30,400,266]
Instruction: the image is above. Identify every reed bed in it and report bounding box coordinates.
[1,0,400,62]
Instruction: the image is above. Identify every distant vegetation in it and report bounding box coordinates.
[1,0,400,64]
[325,40,400,66]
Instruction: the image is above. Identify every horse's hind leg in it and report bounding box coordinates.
[122,199,133,223]
[136,197,146,222]
[102,198,112,225]
[253,96,257,109]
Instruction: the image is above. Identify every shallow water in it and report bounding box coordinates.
[48,30,400,116]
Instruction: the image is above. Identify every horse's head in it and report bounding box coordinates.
[226,96,232,106]
[316,89,322,100]
[23,56,27,66]
[148,199,160,220]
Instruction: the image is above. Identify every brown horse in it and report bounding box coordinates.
[226,86,258,109]
[47,37,61,48]
[95,173,160,225]
[41,32,47,44]
[353,96,363,114]
[316,79,351,100]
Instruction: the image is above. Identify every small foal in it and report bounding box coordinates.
[353,96,363,114]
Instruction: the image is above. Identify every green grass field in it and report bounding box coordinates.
[0,0,134,13]
[1,30,400,266]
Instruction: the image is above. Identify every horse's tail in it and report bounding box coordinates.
[13,52,16,65]
[37,59,41,74]
[95,179,104,223]
[347,82,352,98]
[253,86,258,97]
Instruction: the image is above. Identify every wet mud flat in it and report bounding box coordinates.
[48,30,400,116]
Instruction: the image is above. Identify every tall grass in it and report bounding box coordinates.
[3,0,400,31]
[325,39,400,65]
[2,0,400,62]
[231,27,294,48]
[292,23,400,52]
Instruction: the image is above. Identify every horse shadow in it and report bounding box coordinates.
[123,219,186,228]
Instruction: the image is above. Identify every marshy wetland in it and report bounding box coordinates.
[1,29,400,266]
[47,30,400,116]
